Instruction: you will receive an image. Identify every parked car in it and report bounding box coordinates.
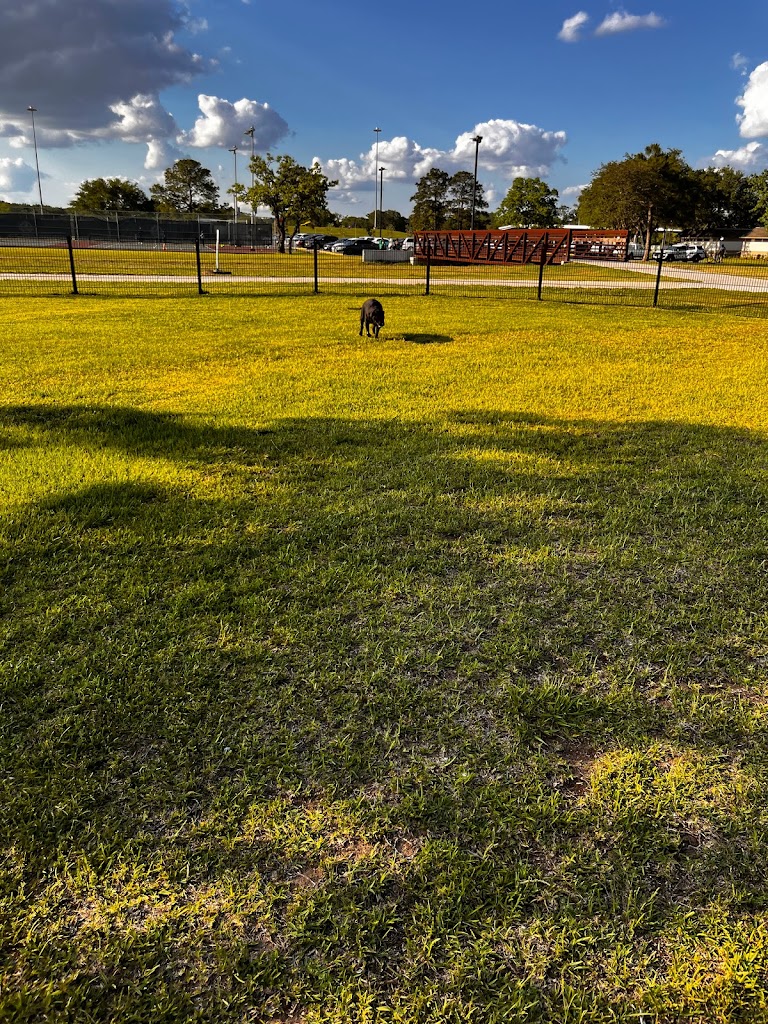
[401,237,415,251]
[687,245,707,261]
[331,238,378,254]
[652,243,706,262]
[331,238,379,255]
[285,233,310,249]
[297,233,338,248]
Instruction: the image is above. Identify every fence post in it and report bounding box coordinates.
[313,240,319,294]
[195,237,204,295]
[537,232,548,300]
[66,235,78,295]
[653,250,663,307]
[425,238,431,295]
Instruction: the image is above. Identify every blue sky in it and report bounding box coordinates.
[2,0,768,219]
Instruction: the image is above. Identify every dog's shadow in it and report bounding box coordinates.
[401,333,453,345]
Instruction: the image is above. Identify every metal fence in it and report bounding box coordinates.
[0,211,273,247]
[3,231,768,317]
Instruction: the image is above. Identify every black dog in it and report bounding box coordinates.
[359,298,385,338]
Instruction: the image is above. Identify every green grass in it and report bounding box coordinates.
[2,294,768,1022]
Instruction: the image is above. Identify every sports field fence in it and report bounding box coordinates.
[3,227,768,318]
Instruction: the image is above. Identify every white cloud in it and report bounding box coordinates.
[561,184,587,201]
[0,156,42,196]
[180,95,290,151]
[732,53,749,76]
[107,94,179,144]
[318,121,567,193]
[737,62,768,138]
[595,11,665,36]
[559,12,590,43]
[0,0,214,135]
[707,141,767,171]
[0,0,293,175]
[465,120,568,176]
[145,138,185,171]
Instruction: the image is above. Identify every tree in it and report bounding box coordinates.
[149,159,221,215]
[381,208,408,232]
[677,166,757,236]
[576,144,692,259]
[410,169,451,230]
[244,154,337,252]
[557,204,579,225]
[493,177,559,228]
[446,171,488,229]
[751,170,768,231]
[341,215,369,229]
[364,209,408,232]
[69,178,152,212]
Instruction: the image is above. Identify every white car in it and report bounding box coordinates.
[401,237,414,251]
[652,243,705,262]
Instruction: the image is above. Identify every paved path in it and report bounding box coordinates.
[580,259,768,293]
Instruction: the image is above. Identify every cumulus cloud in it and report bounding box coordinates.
[595,11,665,36]
[0,157,35,193]
[559,12,590,43]
[318,120,567,194]
[737,62,768,138]
[0,156,43,196]
[707,141,767,171]
[0,0,213,134]
[561,184,587,201]
[180,95,290,151]
[0,1,293,175]
[144,138,185,171]
[107,94,179,145]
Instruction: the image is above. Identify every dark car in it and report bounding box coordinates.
[297,233,338,249]
[331,238,378,255]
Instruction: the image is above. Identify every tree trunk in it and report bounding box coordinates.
[642,203,655,260]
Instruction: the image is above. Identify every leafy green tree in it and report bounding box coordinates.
[245,154,337,252]
[364,209,408,232]
[410,168,451,230]
[149,159,221,215]
[751,170,768,231]
[341,215,369,229]
[382,208,408,232]
[687,167,757,234]
[577,144,692,258]
[493,177,559,228]
[446,171,488,229]
[69,178,152,212]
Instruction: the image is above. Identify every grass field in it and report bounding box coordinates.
[2,294,768,1023]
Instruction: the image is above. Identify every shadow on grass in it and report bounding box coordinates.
[2,402,768,1019]
[401,332,454,344]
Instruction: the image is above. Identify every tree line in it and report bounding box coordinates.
[6,143,768,254]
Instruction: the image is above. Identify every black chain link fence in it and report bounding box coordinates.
[3,226,768,316]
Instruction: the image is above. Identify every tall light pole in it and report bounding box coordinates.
[229,145,238,230]
[243,126,255,228]
[470,134,483,231]
[27,106,44,214]
[373,127,381,233]
[378,167,385,239]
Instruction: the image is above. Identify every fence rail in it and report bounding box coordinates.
[3,233,768,317]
